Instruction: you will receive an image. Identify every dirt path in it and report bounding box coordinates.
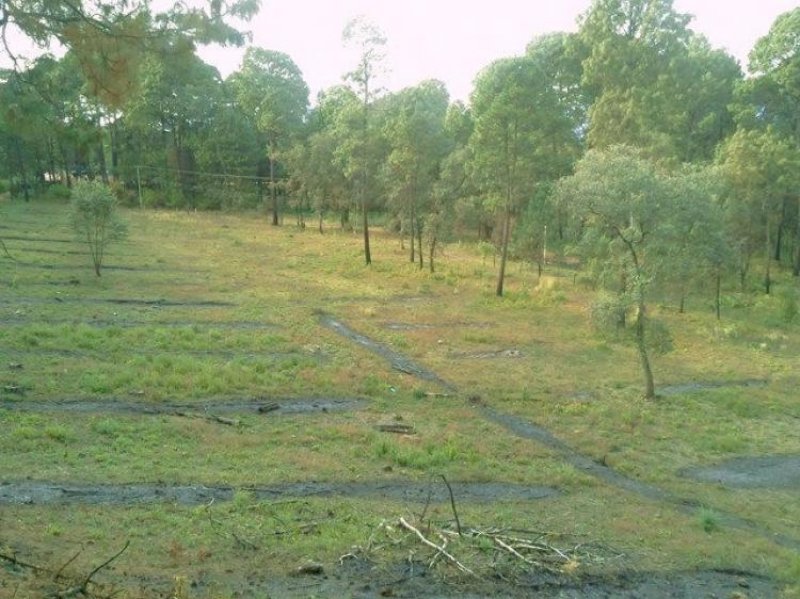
[0,296,235,307]
[0,397,363,416]
[682,455,800,489]
[323,313,800,553]
[0,480,558,506]
[0,317,278,330]
[319,313,455,390]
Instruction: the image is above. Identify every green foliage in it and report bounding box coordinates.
[697,507,720,533]
[780,287,798,323]
[45,183,71,201]
[70,180,128,276]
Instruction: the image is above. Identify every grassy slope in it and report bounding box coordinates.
[1,198,799,597]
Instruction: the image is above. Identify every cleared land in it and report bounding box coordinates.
[1,199,799,598]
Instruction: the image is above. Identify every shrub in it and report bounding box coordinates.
[45,183,71,201]
[70,181,128,276]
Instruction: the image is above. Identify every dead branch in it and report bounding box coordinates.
[439,475,462,536]
[376,422,415,434]
[0,550,50,573]
[398,517,475,577]
[54,547,84,581]
[493,537,535,566]
[1,238,16,261]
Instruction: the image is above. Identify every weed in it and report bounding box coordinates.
[698,507,720,533]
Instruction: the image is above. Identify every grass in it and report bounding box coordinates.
[1,197,799,597]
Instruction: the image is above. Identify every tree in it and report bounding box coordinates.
[470,51,580,296]
[342,17,387,265]
[739,8,800,274]
[718,128,799,294]
[1,0,259,108]
[229,48,309,225]
[70,180,127,276]
[383,80,450,269]
[579,0,693,159]
[556,146,673,399]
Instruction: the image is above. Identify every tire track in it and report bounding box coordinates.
[0,480,558,506]
[321,314,800,552]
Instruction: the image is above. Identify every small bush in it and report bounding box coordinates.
[45,183,71,201]
[70,181,128,276]
[780,288,798,324]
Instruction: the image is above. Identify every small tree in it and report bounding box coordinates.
[70,181,127,276]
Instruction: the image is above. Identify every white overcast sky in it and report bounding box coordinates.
[2,0,797,103]
[193,0,798,103]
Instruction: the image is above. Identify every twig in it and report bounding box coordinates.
[440,475,462,536]
[398,517,474,577]
[54,547,84,581]
[0,551,49,573]
[80,540,130,590]
[1,238,16,261]
[494,537,535,565]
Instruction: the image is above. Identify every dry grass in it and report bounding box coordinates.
[1,198,799,597]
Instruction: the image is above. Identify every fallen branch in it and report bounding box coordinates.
[398,517,475,577]
[0,550,50,573]
[1,238,16,261]
[376,422,415,434]
[439,475,462,536]
[51,540,130,598]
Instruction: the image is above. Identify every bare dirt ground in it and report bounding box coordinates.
[0,480,558,506]
[682,455,800,489]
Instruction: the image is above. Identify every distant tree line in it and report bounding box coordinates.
[2,0,800,301]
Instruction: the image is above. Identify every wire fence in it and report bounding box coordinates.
[127,164,291,212]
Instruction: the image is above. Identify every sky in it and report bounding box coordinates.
[1,1,797,104]
[194,0,799,103]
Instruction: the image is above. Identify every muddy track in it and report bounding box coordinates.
[382,321,494,331]
[0,297,235,307]
[323,315,800,552]
[319,313,455,390]
[0,397,363,416]
[0,480,558,506]
[658,378,768,396]
[0,317,278,330]
[0,234,76,244]
[6,260,201,273]
[481,407,800,552]
[681,455,800,489]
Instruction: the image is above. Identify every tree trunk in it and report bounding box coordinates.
[496,205,511,297]
[429,235,436,273]
[635,297,655,399]
[764,220,772,295]
[417,220,424,270]
[269,148,279,226]
[715,269,721,321]
[318,211,324,234]
[409,213,415,263]
[794,196,800,276]
[363,201,371,265]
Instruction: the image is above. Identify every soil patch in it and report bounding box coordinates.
[256,560,780,599]
[0,397,364,416]
[0,297,235,307]
[8,261,199,273]
[681,455,800,489]
[0,480,558,506]
[319,313,455,390]
[0,235,75,244]
[0,317,276,329]
[449,349,524,359]
[383,321,493,331]
[658,378,768,396]
[478,405,800,552]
